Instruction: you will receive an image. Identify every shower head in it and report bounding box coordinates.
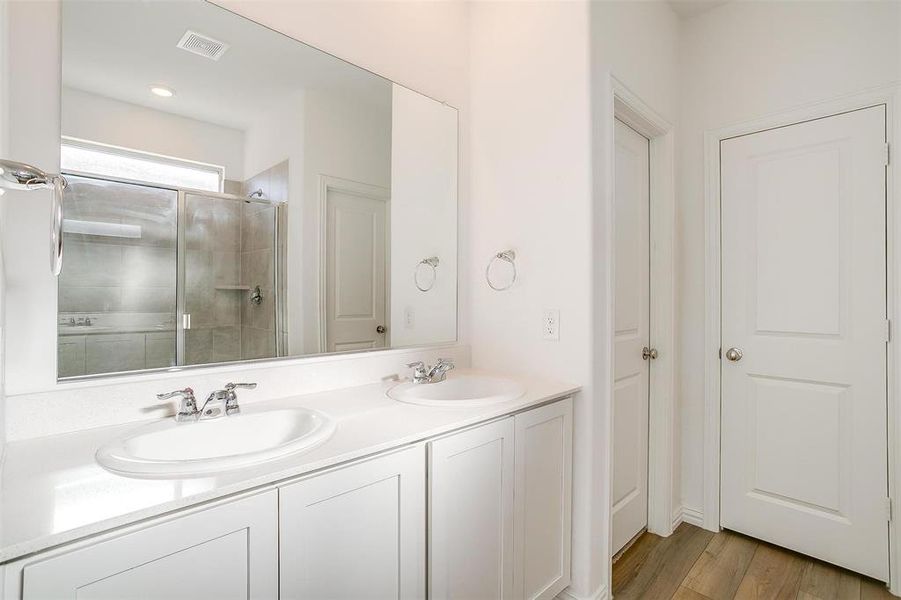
[248,188,264,199]
[0,158,67,191]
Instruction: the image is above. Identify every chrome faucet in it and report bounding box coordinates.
[197,382,257,419]
[406,359,455,384]
[156,388,198,422]
[157,383,256,422]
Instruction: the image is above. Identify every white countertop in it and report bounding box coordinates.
[0,370,578,564]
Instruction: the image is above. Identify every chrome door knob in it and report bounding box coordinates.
[376,325,387,334]
[725,347,743,362]
[642,346,658,360]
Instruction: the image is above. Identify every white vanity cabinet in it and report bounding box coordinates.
[14,490,278,600]
[279,445,426,600]
[428,398,573,600]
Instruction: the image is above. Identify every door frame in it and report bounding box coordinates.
[604,76,678,561]
[703,85,901,590]
[318,174,391,353]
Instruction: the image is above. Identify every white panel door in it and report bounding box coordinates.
[22,491,278,599]
[612,118,651,555]
[429,418,515,600]
[721,106,888,579]
[324,185,389,352]
[513,398,573,600]
[279,446,426,600]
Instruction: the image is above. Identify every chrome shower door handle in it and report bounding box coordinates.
[725,347,743,362]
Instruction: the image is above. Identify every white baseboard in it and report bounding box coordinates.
[672,505,704,529]
[557,583,609,600]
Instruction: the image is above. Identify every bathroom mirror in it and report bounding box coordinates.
[57,0,458,379]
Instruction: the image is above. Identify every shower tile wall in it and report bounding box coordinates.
[241,161,286,360]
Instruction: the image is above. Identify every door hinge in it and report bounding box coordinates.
[886,497,893,522]
[718,347,722,359]
[886,319,892,343]
[885,143,891,167]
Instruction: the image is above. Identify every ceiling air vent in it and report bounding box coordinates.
[176,30,229,61]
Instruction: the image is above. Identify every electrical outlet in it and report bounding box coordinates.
[542,309,560,341]
[405,306,416,329]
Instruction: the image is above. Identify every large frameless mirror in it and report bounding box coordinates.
[58,0,458,379]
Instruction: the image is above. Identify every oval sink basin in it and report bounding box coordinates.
[96,407,336,477]
[388,375,525,407]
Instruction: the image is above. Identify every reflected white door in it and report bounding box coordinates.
[612,119,650,555]
[324,184,389,352]
[721,106,888,580]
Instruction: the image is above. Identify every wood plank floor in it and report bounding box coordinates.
[612,524,894,600]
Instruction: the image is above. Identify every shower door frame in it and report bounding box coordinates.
[58,169,283,377]
[178,189,285,366]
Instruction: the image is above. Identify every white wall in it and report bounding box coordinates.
[468,1,597,595]
[391,84,458,348]
[467,2,680,597]
[677,0,901,516]
[62,88,246,180]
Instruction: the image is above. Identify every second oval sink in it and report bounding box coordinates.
[96,407,336,477]
[388,374,525,407]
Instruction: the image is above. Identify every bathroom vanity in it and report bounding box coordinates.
[0,373,576,599]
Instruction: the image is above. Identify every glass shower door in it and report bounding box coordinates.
[58,175,178,377]
[181,192,278,365]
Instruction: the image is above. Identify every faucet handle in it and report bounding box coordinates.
[406,361,425,369]
[157,388,198,421]
[225,382,257,391]
[157,387,195,401]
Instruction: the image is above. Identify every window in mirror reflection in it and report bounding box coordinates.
[61,140,223,192]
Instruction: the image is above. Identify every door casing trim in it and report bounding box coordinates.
[703,84,901,591]
[604,75,677,579]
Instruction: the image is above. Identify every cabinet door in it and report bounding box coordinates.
[280,445,426,600]
[84,333,145,374]
[514,398,573,600]
[57,335,86,377]
[429,418,515,600]
[22,491,277,600]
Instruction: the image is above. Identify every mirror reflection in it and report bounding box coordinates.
[58,0,457,379]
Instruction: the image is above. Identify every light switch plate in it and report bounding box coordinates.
[542,309,560,341]
[404,306,415,329]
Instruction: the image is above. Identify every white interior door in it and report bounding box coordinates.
[721,106,888,580]
[324,186,388,352]
[612,118,651,555]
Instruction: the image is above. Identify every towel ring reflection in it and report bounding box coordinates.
[415,256,440,292]
[486,250,516,291]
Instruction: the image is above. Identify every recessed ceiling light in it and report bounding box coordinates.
[150,85,175,98]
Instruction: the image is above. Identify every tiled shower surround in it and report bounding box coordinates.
[57,164,285,377]
[241,160,287,360]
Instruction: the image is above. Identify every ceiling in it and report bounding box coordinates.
[62,1,391,132]
[667,0,731,19]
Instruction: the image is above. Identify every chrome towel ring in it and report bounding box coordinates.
[415,256,440,292]
[0,158,68,276]
[486,250,516,291]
